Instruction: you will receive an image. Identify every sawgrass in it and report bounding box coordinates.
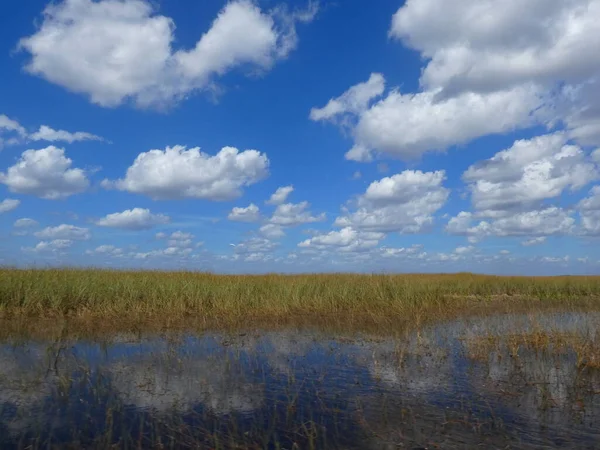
[1,268,600,334]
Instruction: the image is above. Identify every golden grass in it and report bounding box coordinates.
[1,268,600,336]
[465,328,600,369]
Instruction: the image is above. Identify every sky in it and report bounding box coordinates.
[1,0,600,275]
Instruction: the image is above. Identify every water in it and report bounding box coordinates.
[1,312,600,449]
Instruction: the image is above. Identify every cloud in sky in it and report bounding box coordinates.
[18,0,318,108]
[2,0,600,274]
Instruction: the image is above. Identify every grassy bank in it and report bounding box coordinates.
[1,269,600,334]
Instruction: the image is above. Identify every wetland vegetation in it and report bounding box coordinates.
[1,269,600,448]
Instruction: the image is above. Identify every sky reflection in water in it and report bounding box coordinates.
[1,312,600,449]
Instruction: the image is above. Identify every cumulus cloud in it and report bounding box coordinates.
[29,125,104,143]
[24,239,73,253]
[379,244,423,258]
[231,237,278,255]
[335,170,449,233]
[463,133,598,216]
[313,0,600,161]
[390,0,600,96]
[259,223,285,239]
[0,198,20,213]
[14,218,38,228]
[85,245,124,256]
[132,247,193,259]
[0,114,26,148]
[0,115,26,136]
[310,73,385,122]
[167,231,194,240]
[95,208,170,230]
[390,0,600,149]
[298,227,385,253]
[578,185,600,235]
[268,201,325,226]
[164,231,195,248]
[265,185,294,205]
[104,145,269,200]
[447,208,574,241]
[311,77,542,162]
[522,237,547,247]
[540,256,570,264]
[0,146,89,199]
[228,203,261,222]
[454,245,475,255]
[18,0,317,108]
[0,115,104,146]
[35,224,91,240]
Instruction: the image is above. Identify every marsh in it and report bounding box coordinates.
[1,310,600,449]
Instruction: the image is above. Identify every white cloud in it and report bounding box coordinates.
[169,231,193,240]
[231,237,278,254]
[463,133,598,216]
[379,244,423,258]
[540,256,570,264]
[388,0,600,150]
[14,218,38,228]
[447,208,574,241]
[155,231,195,247]
[1,115,105,147]
[310,73,385,121]
[268,201,325,226]
[454,245,474,255]
[104,145,268,200]
[266,185,294,205]
[168,239,193,248]
[298,227,385,253]
[0,146,89,199]
[95,208,170,230]
[132,247,193,259]
[228,203,260,222]
[0,115,26,148]
[29,125,103,143]
[345,84,542,162]
[259,223,285,239]
[522,237,547,247]
[25,239,73,253]
[390,0,600,96]
[335,170,449,233]
[86,245,124,256]
[35,224,91,240]
[314,1,600,161]
[578,185,600,235]
[242,252,275,262]
[311,73,542,162]
[0,199,20,213]
[18,0,316,108]
[0,115,26,137]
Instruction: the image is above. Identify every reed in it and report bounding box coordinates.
[1,268,599,332]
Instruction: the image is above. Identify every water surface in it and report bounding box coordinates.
[1,312,600,449]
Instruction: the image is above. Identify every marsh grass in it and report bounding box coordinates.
[465,328,600,369]
[1,268,600,336]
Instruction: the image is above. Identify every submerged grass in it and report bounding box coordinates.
[1,268,600,335]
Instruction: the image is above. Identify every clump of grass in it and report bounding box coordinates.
[1,268,600,334]
[465,329,600,369]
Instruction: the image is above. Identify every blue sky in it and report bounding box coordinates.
[1,0,599,274]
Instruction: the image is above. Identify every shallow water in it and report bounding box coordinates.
[1,312,600,449]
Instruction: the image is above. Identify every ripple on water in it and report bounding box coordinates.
[1,312,600,449]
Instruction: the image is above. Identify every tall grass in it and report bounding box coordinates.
[1,268,600,332]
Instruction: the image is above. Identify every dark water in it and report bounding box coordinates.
[1,313,600,449]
